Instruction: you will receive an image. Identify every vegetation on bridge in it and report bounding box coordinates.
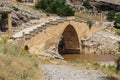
[35,0,74,16]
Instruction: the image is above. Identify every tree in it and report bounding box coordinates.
[106,11,120,29]
[1,12,8,19]
[63,5,74,16]
[35,0,74,16]
[83,0,92,9]
[35,0,48,9]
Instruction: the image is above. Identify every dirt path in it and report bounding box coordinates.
[40,64,107,80]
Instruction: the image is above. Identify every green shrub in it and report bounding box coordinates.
[0,41,21,55]
[114,13,120,29]
[1,12,8,19]
[106,11,120,29]
[83,0,92,10]
[116,29,120,35]
[107,65,116,73]
[1,35,9,44]
[107,11,116,21]
[13,6,19,11]
[115,57,120,73]
[35,0,74,16]
[93,62,100,70]
[117,41,120,52]
[0,4,3,7]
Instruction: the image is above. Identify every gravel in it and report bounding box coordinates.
[40,65,107,80]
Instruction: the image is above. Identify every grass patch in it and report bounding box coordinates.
[0,55,41,80]
[0,40,42,80]
[92,62,100,70]
[68,59,80,64]
[67,59,120,79]
[116,29,120,36]
[0,4,3,7]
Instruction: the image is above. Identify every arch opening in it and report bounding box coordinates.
[58,24,80,54]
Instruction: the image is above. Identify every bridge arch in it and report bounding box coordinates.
[58,24,80,54]
[22,19,103,55]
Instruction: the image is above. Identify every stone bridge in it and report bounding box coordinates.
[12,17,105,54]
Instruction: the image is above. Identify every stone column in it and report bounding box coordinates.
[8,12,12,36]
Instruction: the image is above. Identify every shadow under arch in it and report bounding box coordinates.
[58,24,80,54]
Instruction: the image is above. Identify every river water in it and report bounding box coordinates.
[62,53,118,63]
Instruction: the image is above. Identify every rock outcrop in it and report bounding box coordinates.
[89,30,120,54]
[93,0,120,5]
[0,1,45,32]
[90,0,120,12]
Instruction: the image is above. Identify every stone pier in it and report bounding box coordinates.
[8,12,12,36]
[0,7,12,36]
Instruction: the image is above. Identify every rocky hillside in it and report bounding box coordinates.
[94,0,120,5]
[90,0,120,12]
[11,4,44,26]
[0,1,46,33]
[89,28,120,54]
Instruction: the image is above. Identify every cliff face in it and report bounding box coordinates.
[94,0,120,5]
[69,0,120,12]
[90,0,120,12]
[0,1,45,33]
